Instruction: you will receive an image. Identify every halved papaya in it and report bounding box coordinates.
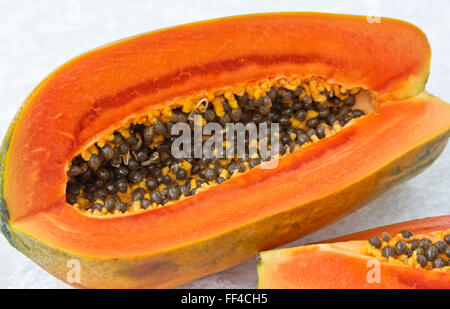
[257,216,450,289]
[1,13,450,288]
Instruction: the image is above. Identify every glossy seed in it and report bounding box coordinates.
[432,257,445,268]
[399,230,413,239]
[150,191,163,204]
[435,240,447,253]
[395,240,407,255]
[141,198,152,209]
[426,246,439,261]
[417,255,427,268]
[115,202,127,213]
[368,236,382,248]
[419,238,432,250]
[382,246,395,258]
[381,232,391,242]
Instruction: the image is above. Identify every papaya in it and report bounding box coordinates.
[0,13,450,288]
[257,216,450,289]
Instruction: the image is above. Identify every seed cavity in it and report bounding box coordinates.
[364,230,450,271]
[66,76,375,217]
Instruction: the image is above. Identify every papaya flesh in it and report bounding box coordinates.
[257,216,450,289]
[0,13,450,288]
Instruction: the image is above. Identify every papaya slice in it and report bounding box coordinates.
[0,13,450,288]
[257,216,450,289]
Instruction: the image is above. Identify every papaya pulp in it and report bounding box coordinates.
[257,216,450,289]
[0,13,450,288]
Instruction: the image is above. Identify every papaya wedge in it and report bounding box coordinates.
[1,13,450,288]
[257,216,450,289]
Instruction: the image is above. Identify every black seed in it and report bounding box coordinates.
[97,168,110,181]
[167,187,181,200]
[406,249,414,258]
[179,185,189,196]
[118,143,129,155]
[344,95,355,106]
[203,168,217,181]
[176,168,187,181]
[303,96,312,104]
[294,110,306,121]
[203,109,216,122]
[395,240,407,255]
[435,240,447,253]
[115,202,127,213]
[116,177,128,193]
[326,114,336,126]
[105,182,117,195]
[382,246,395,258]
[94,189,107,200]
[419,238,432,250]
[104,197,115,211]
[279,115,291,127]
[135,148,149,162]
[318,109,330,118]
[316,126,326,139]
[141,198,152,209]
[313,101,328,111]
[445,246,450,258]
[330,97,341,105]
[369,236,382,248]
[146,178,158,191]
[417,255,427,268]
[162,175,171,185]
[340,114,353,126]
[352,109,364,118]
[432,257,445,268]
[306,128,316,137]
[111,157,122,168]
[88,154,102,171]
[116,166,129,178]
[92,203,103,211]
[297,133,309,146]
[151,191,163,204]
[426,246,439,261]
[400,230,414,239]
[112,133,124,145]
[68,165,84,177]
[129,171,143,184]
[231,108,243,122]
[132,188,146,201]
[143,126,155,141]
[410,240,419,250]
[381,232,392,242]
[216,177,225,184]
[219,114,231,126]
[153,120,165,135]
[66,194,77,204]
[416,248,425,256]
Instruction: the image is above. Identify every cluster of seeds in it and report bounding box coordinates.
[366,230,450,270]
[66,77,366,215]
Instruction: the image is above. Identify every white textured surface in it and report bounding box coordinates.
[0,0,449,289]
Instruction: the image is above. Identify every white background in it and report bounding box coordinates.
[0,0,449,288]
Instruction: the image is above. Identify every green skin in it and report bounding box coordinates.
[0,111,448,287]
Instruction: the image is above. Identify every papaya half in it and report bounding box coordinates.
[1,13,450,289]
[257,216,450,289]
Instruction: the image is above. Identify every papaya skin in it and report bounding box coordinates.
[257,216,450,289]
[0,13,449,288]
